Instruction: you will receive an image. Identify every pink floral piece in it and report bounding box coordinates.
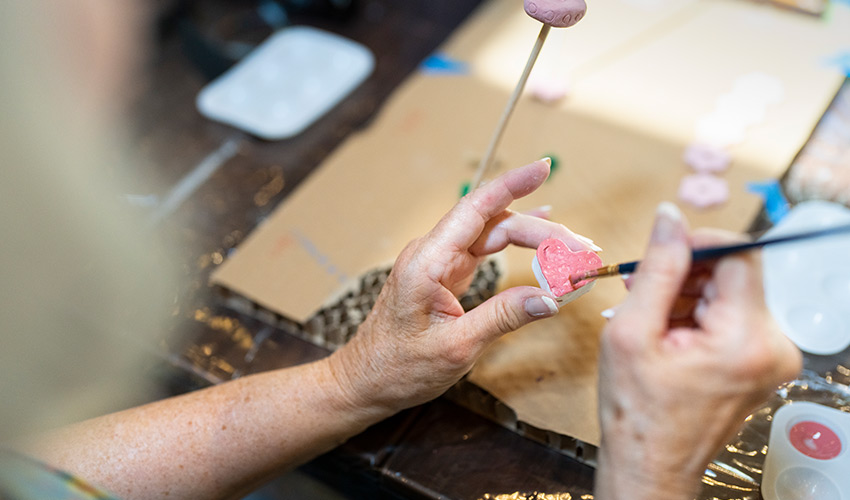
[678,173,730,209]
[683,143,731,173]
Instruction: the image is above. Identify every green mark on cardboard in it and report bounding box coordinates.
[544,154,559,179]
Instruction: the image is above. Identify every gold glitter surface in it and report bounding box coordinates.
[479,492,584,500]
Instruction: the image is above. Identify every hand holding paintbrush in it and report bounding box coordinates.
[594,202,802,500]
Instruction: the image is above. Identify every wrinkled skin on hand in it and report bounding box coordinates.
[594,203,802,500]
[326,160,596,414]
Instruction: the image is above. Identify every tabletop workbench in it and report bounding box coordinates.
[130,1,594,498]
[127,1,848,498]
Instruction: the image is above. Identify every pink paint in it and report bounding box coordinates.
[536,238,602,296]
[524,0,587,28]
[789,420,842,460]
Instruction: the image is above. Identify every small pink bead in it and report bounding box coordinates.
[678,173,730,209]
[524,0,587,28]
[683,143,731,173]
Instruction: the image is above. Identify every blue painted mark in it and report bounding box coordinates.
[824,51,850,77]
[257,0,289,27]
[292,229,349,284]
[747,180,790,225]
[420,53,469,75]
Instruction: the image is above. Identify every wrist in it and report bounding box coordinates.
[594,436,703,500]
[319,334,398,422]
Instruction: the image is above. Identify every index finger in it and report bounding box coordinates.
[425,159,551,253]
[469,212,597,256]
[616,203,691,340]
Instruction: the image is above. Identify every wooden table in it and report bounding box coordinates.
[130,0,595,498]
[130,0,850,497]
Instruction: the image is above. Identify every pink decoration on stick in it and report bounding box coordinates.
[524,0,587,28]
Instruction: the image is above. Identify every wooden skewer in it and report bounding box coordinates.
[471,23,552,189]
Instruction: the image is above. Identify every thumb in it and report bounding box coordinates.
[458,286,559,341]
[619,202,691,337]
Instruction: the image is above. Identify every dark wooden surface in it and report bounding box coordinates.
[129,1,597,498]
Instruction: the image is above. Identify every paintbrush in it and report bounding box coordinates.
[569,222,850,285]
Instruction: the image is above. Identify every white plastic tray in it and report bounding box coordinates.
[762,201,850,355]
[197,26,374,140]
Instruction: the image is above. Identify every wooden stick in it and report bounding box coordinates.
[471,23,551,189]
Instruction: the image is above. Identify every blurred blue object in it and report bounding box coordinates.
[748,179,791,224]
[824,51,850,77]
[420,53,468,75]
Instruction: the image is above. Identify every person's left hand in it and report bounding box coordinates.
[593,204,802,500]
[326,159,598,413]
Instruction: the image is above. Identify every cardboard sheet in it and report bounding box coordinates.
[212,0,849,445]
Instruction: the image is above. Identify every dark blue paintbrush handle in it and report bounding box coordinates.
[613,222,850,276]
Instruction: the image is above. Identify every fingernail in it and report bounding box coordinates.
[621,273,634,291]
[525,296,559,317]
[539,157,552,167]
[576,234,603,252]
[651,202,683,244]
[600,308,616,319]
[536,204,553,214]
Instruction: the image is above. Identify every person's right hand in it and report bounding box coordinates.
[325,159,597,416]
[594,202,802,500]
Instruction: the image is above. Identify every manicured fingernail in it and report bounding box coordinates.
[576,234,603,252]
[525,296,559,317]
[539,157,552,167]
[600,308,616,319]
[620,274,631,281]
[651,202,683,244]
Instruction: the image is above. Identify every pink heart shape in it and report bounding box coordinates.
[536,238,602,297]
